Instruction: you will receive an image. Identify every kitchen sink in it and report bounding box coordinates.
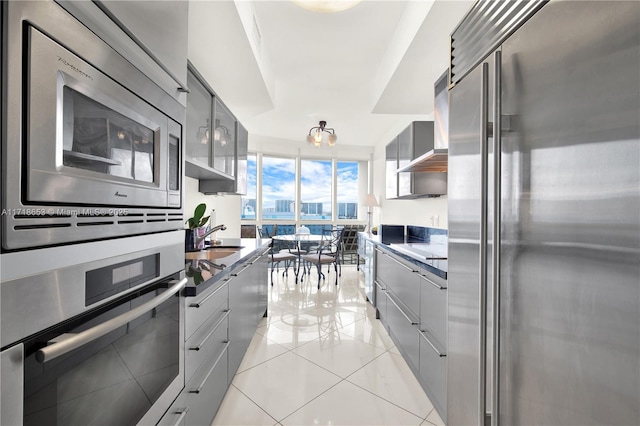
[185,247,243,261]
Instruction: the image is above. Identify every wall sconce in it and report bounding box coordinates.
[306,120,337,147]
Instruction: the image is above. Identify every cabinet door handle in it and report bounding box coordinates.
[386,292,418,325]
[189,310,230,351]
[189,281,227,308]
[418,273,447,290]
[417,328,446,357]
[374,279,386,292]
[172,407,189,426]
[385,251,417,273]
[189,341,230,394]
[232,262,252,276]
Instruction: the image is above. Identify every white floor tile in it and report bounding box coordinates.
[211,385,278,426]
[281,380,424,426]
[337,315,395,350]
[237,332,290,374]
[347,351,434,418]
[231,351,341,422]
[423,408,446,426]
[215,266,438,426]
[254,314,332,350]
[292,331,386,378]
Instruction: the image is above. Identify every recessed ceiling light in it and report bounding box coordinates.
[291,0,362,13]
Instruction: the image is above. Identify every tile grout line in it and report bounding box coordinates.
[225,383,281,426]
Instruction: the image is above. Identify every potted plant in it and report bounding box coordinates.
[185,203,210,251]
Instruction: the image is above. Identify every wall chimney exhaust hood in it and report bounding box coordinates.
[398,69,449,174]
[396,148,448,173]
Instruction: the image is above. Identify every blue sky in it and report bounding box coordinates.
[244,156,359,215]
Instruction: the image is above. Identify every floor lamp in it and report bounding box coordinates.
[364,194,379,236]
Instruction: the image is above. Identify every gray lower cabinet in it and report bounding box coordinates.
[374,244,448,422]
[228,250,269,380]
[161,341,229,426]
[376,247,421,373]
[418,328,447,422]
[374,279,387,323]
[183,342,230,426]
[159,249,269,426]
[385,288,420,373]
[417,270,447,422]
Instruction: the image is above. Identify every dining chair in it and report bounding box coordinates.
[325,227,346,277]
[300,228,343,289]
[269,239,297,286]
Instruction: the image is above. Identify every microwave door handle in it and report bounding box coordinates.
[36,278,187,363]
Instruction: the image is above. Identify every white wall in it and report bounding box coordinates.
[184,176,242,238]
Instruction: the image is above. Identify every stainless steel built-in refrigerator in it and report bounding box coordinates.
[447,1,639,425]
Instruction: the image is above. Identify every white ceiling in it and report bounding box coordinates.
[187,0,473,149]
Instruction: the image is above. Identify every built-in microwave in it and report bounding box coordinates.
[1,1,185,251]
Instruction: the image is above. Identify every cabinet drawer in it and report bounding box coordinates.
[418,272,447,348]
[386,289,420,373]
[376,248,417,294]
[392,270,420,319]
[185,280,229,340]
[418,329,447,422]
[184,341,230,426]
[185,310,229,382]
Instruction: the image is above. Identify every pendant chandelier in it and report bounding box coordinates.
[306,120,337,147]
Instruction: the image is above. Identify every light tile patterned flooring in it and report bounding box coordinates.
[211,264,444,426]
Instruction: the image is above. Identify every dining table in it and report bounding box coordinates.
[271,233,326,282]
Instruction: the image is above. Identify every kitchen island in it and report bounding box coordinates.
[160,238,271,426]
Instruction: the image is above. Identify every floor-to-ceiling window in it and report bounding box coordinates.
[241,154,257,220]
[336,161,359,219]
[300,159,332,221]
[262,156,296,221]
[242,153,367,231]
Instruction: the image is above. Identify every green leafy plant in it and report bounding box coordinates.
[186,203,210,229]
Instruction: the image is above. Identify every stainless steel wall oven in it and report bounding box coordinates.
[1,1,185,251]
[1,233,186,425]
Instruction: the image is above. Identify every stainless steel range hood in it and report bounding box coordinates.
[398,70,449,174]
[397,148,448,173]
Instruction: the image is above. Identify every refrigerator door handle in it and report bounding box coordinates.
[491,50,502,426]
[479,61,490,426]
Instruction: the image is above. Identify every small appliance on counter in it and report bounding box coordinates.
[379,224,405,244]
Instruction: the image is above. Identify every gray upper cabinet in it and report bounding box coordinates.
[385,138,399,199]
[386,121,447,199]
[212,98,236,178]
[186,64,248,194]
[97,1,188,92]
[198,120,248,195]
[186,70,213,170]
[57,0,189,104]
[185,64,232,181]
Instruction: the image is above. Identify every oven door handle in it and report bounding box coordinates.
[36,278,187,363]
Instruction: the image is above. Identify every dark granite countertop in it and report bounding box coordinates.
[184,238,271,297]
[360,233,448,279]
